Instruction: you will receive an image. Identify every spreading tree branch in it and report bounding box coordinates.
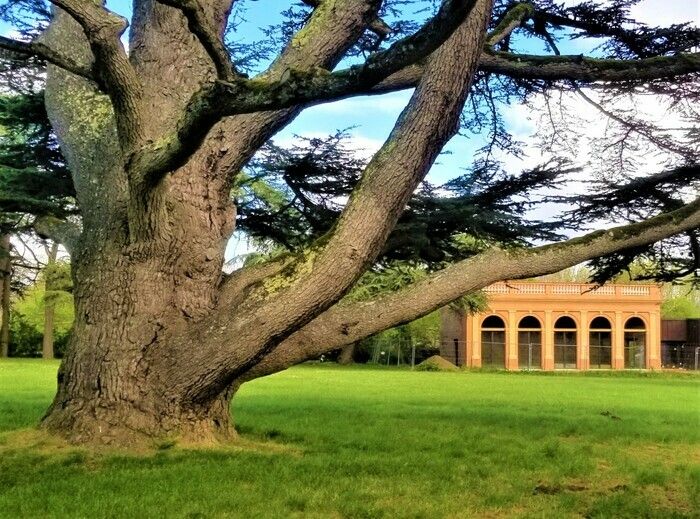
[241,196,700,381]
[160,0,494,403]
[128,0,481,185]
[0,35,94,81]
[375,51,700,93]
[129,47,700,186]
[184,0,387,191]
[486,2,534,47]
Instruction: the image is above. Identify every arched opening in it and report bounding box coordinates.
[554,316,577,369]
[481,315,505,368]
[518,315,541,370]
[624,317,646,369]
[589,316,612,369]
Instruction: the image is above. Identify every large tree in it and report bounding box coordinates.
[0,0,698,446]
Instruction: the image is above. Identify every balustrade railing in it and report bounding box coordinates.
[483,282,655,298]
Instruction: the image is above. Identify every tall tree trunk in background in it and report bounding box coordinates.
[42,241,59,360]
[338,344,355,365]
[0,234,11,357]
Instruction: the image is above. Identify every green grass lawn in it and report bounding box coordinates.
[0,360,699,518]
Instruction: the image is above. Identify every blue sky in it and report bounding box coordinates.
[3,1,696,262]
[8,0,692,190]
[101,0,595,185]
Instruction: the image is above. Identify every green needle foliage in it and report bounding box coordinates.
[0,90,75,229]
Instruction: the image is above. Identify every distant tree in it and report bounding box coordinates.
[12,256,73,356]
[662,296,700,320]
[41,240,59,358]
[0,71,74,357]
[661,278,700,319]
[0,0,697,446]
[0,233,10,356]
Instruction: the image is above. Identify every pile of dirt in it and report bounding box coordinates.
[415,355,459,372]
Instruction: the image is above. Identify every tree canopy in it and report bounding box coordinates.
[0,0,697,445]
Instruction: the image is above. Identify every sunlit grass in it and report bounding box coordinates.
[1,359,698,518]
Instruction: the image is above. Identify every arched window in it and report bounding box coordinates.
[482,315,505,329]
[625,317,645,329]
[624,317,646,369]
[589,316,612,369]
[481,315,505,368]
[555,316,577,329]
[518,315,541,370]
[554,316,577,369]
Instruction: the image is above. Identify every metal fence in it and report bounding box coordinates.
[370,339,442,368]
[518,342,541,371]
[662,343,700,370]
[368,340,700,371]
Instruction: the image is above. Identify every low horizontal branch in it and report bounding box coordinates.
[240,195,700,381]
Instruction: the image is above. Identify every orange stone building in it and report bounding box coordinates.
[440,282,662,370]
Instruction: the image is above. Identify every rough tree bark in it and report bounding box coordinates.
[0,234,10,357]
[338,344,355,365]
[42,241,60,360]
[0,0,692,446]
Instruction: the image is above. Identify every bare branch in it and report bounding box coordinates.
[301,0,392,39]
[242,196,700,380]
[574,87,689,156]
[0,35,94,81]
[486,2,534,47]
[157,0,240,81]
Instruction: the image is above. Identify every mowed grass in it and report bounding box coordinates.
[0,360,699,518]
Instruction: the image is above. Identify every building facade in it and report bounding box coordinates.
[440,282,662,370]
[661,319,700,369]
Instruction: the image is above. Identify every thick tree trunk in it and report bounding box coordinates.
[40,248,237,445]
[42,242,59,359]
[38,0,498,446]
[338,343,355,365]
[38,0,388,446]
[0,234,11,357]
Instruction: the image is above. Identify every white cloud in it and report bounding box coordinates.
[558,0,697,27]
[629,0,698,27]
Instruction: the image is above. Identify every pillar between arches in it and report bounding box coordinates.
[648,311,661,369]
[578,310,589,370]
[468,313,481,368]
[543,310,554,370]
[507,310,518,370]
[613,311,624,369]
